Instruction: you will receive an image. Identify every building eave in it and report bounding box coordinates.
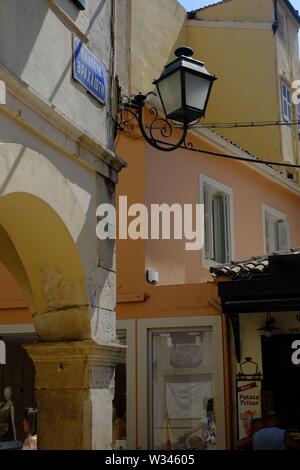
[283,0,300,26]
[187,0,300,25]
[193,127,300,197]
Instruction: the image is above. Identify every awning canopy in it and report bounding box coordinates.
[211,250,300,362]
[211,250,300,314]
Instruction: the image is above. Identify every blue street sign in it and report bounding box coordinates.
[73,37,106,105]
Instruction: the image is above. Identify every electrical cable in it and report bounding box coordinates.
[150,120,300,130]
[151,137,300,169]
[116,115,300,171]
[179,144,300,169]
[193,120,300,129]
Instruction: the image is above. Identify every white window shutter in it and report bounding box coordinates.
[277,220,290,251]
[223,193,231,262]
[203,183,213,260]
[265,212,273,253]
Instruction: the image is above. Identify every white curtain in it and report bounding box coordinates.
[166,381,212,420]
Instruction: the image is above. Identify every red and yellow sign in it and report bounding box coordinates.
[237,381,261,439]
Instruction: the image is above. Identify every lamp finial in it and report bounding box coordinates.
[175,46,194,58]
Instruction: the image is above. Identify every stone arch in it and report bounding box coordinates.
[0,143,96,341]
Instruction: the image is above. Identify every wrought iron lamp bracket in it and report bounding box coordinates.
[119,93,192,152]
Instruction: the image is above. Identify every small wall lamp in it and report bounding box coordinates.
[257,312,279,338]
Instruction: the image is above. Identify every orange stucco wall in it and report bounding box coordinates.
[144,132,300,285]
[0,263,31,324]
[2,129,300,325]
[116,133,146,300]
[117,281,220,320]
[116,125,300,319]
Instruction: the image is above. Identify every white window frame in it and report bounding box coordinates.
[116,319,137,450]
[281,81,292,122]
[262,204,290,254]
[137,316,226,450]
[200,174,235,268]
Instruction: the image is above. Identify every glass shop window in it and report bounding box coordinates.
[149,328,216,450]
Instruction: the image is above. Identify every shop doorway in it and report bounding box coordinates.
[261,334,300,433]
[0,335,36,442]
[0,260,37,444]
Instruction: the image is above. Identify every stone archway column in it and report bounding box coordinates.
[24,340,125,450]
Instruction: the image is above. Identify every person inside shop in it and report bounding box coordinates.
[252,411,300,451]
[236,418,264,450]
[0,386,17,442]
[22,407,37,450]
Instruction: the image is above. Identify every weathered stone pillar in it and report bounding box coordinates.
[24,340,125,450]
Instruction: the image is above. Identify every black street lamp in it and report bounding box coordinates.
[154,46,216,125]
[120,46,217,152]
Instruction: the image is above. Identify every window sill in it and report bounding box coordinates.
[202,258,228,270]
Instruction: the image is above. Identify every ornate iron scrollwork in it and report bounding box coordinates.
[118,93,192,152]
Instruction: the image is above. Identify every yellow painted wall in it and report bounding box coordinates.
[194,0,273,22]
[130,0,186,95]
[187,25,282,163]
[276,2,300,166]
[187,0,300,171]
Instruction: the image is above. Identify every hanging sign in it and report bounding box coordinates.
[237,380,261,439]
[73,37,106,104]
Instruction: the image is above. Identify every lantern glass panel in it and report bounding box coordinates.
[185,71,211,114]
[157,70,181,118]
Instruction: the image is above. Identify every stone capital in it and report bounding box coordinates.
[24,340,126,390]
[23,340,126,449]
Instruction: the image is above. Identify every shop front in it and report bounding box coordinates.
[115,284,227,450]
[213,251,300,445]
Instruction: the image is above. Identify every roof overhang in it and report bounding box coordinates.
[218,253,300,314]
[283,0,300,25]
[188,1,300,25]
[219,276,300,313]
